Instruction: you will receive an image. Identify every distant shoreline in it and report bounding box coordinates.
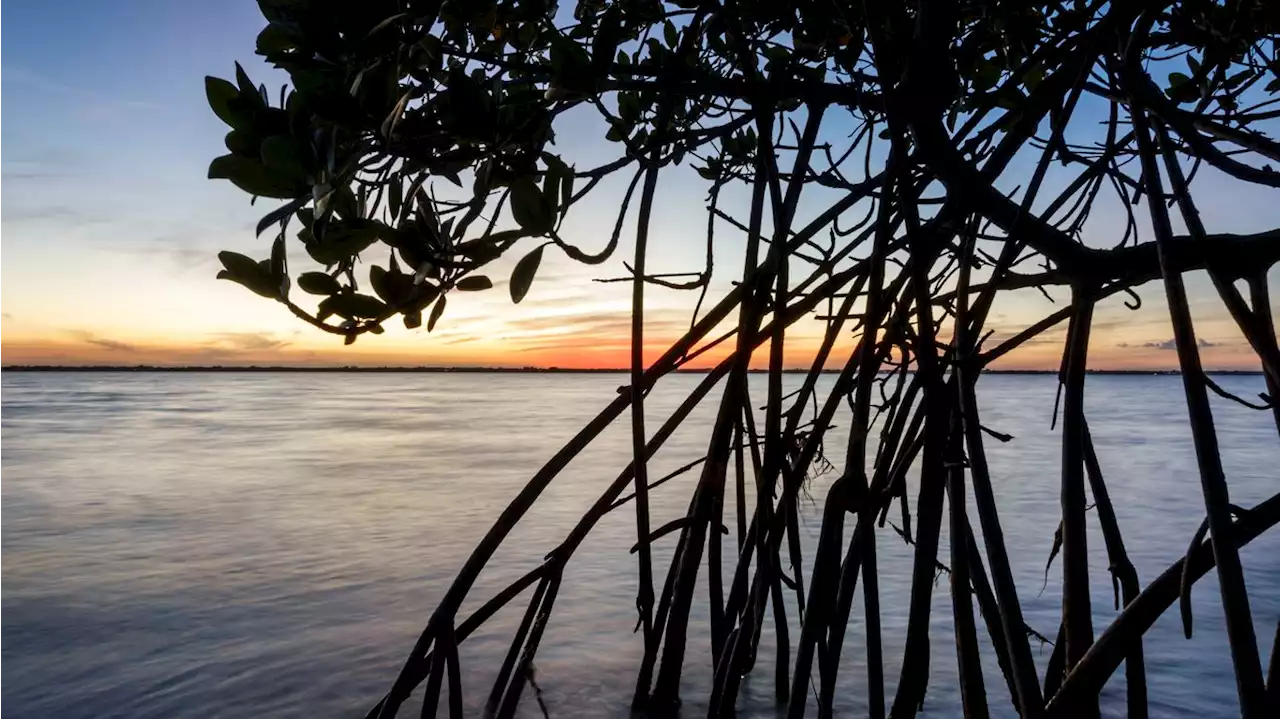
[0,365,1262,375]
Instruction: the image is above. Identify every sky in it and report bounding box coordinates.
[1,1,1276,371]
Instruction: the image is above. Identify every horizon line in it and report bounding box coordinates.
[2,364,1262,375]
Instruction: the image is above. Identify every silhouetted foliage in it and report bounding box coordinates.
[209,1,1280,716]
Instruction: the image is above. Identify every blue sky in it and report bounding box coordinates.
[3,3,295,354]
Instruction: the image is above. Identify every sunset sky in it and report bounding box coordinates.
[2,1,1277,371]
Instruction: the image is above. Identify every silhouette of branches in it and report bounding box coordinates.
[209,1,1280,716]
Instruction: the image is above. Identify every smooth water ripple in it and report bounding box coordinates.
[3,372,1277,717]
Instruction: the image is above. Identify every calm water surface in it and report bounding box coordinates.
[3,372,1277,718]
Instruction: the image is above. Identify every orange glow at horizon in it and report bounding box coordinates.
[1,322,1267,372]
[3,259,1270,373]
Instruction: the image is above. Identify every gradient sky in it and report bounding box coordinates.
[2,2,1276,370]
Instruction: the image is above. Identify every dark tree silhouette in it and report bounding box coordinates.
[208,1,1280,716]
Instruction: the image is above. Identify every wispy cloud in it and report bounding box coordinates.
[66,330,137,352]
[1119,337,1219,350]
[3,147,84,169]
[206,332,291,352]
[1,169,64,182]
[1091,316,1150,332]
[105,240,221,270]
[499,309,691,339]
[1,205,89,224]
[516,336,631,352]
[3,66,157,114]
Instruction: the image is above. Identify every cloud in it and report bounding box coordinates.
[54,330,290,358]
[106,240,220,270]
[1,205,88,224]
[1119,338,1218,350]
[1090,316,1147,332]
[2,313,13,320]
[499,309,692,340]
[510,314,634,334]
[87,338,137,351]
[66,330,137,352]
[3,66,156,113]
[515,336,631,352]
[529,293,607,308]
[206,332,291,352]
[3,147,83,169]
[1,169,63,182]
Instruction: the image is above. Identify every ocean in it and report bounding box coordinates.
[2,371,1277,717]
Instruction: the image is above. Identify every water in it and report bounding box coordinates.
[2,371,1277,718]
